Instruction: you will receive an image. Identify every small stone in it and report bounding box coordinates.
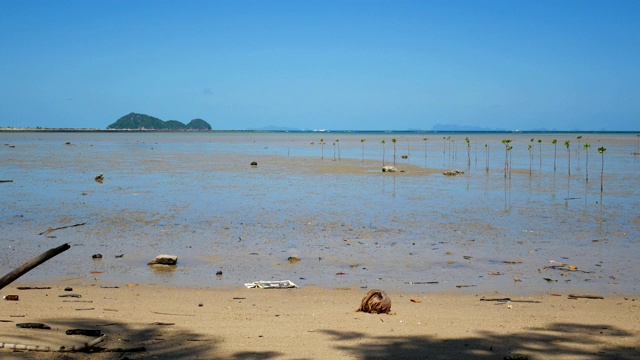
[288,256,301,264]
[250,161,258,166]
[148,254,178,266]
[64,287,73,292]
[382,165,399,173]
[216,271,223,276]
[443,170,465,176]
[92,254,103,259]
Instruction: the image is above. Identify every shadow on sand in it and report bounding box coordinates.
[319,322,639,360]
[1,319,638,359]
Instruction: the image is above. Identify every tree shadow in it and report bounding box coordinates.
[1,318,216,360]
[1,317,278,360]
[3,318,638,359]
[320,322,639,360]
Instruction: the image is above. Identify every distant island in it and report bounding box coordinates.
[107,113,212,130]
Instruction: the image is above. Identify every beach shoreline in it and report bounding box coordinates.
[1,280,639,360]
[2,131,639,359]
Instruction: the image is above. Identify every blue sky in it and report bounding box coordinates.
[1,0,638,130]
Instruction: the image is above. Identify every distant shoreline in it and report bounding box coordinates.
[0,128,280,134]
[1,128,638,134]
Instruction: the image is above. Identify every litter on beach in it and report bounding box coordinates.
[244,280,298,289]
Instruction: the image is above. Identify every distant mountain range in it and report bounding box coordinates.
[107,113,212,130]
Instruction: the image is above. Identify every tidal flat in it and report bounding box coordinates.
[1,131,639,295]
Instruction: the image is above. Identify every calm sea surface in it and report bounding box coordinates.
[1,131,639,294]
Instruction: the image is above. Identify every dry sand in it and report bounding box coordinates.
[1,281,638,360]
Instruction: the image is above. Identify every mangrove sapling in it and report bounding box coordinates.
[528,144,533,176]
[360,139,365,162]
[485,144,489,172]
[332,141,336,160]
[576,136,582,155]
[381,140,386,167]
[320,138,325,159]
[507,145,513,178]
[538,139,542,168]
[336,139,340,160]
[529,138,534,175]
[598,146,606,192]
[392,138,397,165]
[465,137,471,168]
[423,138,428,160]
[584,143,591,182]
[552,139,558,172]
[564,140,571,176]
[501,139,513,178]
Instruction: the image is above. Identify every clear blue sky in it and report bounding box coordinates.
[1,0,638,130]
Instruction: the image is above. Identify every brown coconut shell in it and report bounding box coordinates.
[357,289,391,314]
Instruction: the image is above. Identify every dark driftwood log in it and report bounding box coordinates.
[357,289,392,314]
[568,294,604,300]
[0,243,70,291]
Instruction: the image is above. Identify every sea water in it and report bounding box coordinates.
[1,131,639,294]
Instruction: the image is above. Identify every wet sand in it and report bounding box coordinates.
[1,132,639,295]
[1,282,639,360]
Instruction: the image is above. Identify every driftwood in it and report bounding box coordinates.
[39,223,86,236]
[480,298,543,304]
[0,243,70,291]
[17,286,51,290]
[16,323,51,329]
[0,180,13,183]
[151,311,195,317]
[568,294,604,300]
[0,335,106,352]
[357,289,392,314]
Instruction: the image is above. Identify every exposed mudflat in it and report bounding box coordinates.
[1,132,639,295]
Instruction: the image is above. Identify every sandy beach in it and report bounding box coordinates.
[1,280,638,360]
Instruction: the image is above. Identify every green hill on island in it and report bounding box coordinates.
[107,113,212,130]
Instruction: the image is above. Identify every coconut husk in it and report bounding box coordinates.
[357,289,391,314]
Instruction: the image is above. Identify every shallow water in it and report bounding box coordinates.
[1,131,639,294]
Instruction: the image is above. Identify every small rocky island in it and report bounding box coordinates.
[107,112,212,130]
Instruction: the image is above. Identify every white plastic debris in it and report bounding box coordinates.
[244,280,298,289]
